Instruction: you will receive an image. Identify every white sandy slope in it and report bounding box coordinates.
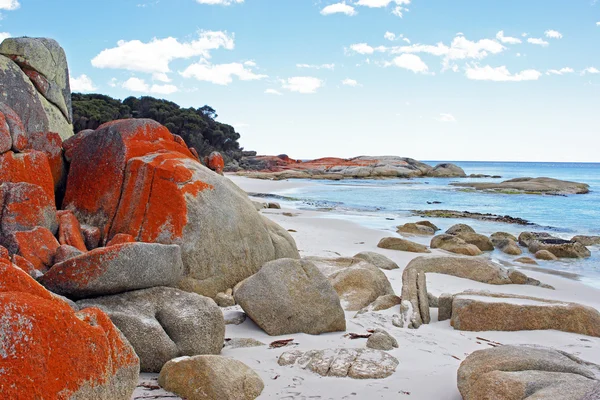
[133,176,600,400]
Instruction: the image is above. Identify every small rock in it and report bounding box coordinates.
[535,249,558,260]
[514,257,538,265]
[378,237,431,253]
[215,291,236,307]
[224,338,265,349]
[366,329,398,351]
[354,251,399,270]
[446,224,475,235]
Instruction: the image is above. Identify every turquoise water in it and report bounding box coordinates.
[267,162,600,287]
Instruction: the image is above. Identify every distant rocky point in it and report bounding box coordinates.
[452,177,590,195]
[229,154,467,179]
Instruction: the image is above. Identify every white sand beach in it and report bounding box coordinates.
[134,175,600,400]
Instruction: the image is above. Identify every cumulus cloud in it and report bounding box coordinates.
[180,61,267,85]
[70,74,97,92]
[597,22,600,26]
[388,54,429,73]
[297,63,335,70]
[437,113,456,122]
[465,64,542,82]
[92,31,235,74]
[281,77,324,93]
[122,77,178,94]
[321,2,357,16]
[546,67,574,75]
[195,0,243,4]
[581,67,600,75]
[384,32,396,41]
[265,89,283,95]
[544,30,563,39]
[527,37,549,46]
[0,32,10,42]
[342,78,360,86]
[496,31,522,44]
[0,0,19,10]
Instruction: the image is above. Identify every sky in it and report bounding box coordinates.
[1,0,599,162]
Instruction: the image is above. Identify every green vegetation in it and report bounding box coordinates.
[72,93,244,161]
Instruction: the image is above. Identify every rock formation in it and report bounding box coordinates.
[452,177,590,195]
[458,345,600,400]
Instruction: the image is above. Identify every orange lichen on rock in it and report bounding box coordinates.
[206,151,225,175]
[81,225,101,250]
[0,103,28,151]
[12,226,60,273]
[11,254,40,277]
[26,131,65,189]
[57,210,87,252]
[0,150,55,200]
[0,245,8,260]
[109,152,213,244]
[0,183,58,248]
[63,119,197,241]
[106,233,135,247]
[0,260,139,399]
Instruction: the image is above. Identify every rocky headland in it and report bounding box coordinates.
[230,154,468,179]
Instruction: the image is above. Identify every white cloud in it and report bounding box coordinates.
[0,32,10,42]
[342,78,360,86]
[321,2,357,16]
[195,0,243,4]
[496,31,522,44]
[389,35,505,69]
[265,89,283,95]
[0,0,19,10]
[244,60,257,67]
[392,6,406,17]
[281,77,324,94]
[581,67,600,75]
[152,72,171,82]
[597,22,600,26]
[355,0,410,7]
[108,78,118,87]
[348,43,387,55]
[527,37,549,46]
[389,54,429,73]
[402,37,411,44]
[70,74,97,92]
[297,63,335,70]
[544,30,563,39]
[465,64,542,82]
[92,31,234,74]
[180,61,267,85]
[546,67,574,75]
[122,77,178,94]
[438,113,456,123]
[384,32,396,41]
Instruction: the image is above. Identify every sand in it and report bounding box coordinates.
[132,175,600,400]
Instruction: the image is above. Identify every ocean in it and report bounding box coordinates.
[261,161,600,288]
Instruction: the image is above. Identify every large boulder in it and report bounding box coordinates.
[455,232,494,251]
[158,355,264,400]
[572,235,600,246]
[0,258,139,399]
[354,251,399,270]
[39,242,184,299]
[428,163,466,177]
[307,256,395,311]
[449,292,600,337]
[234,258,346,335]
[0,150,55,199]
[446,223,475,235]
[0,39,73,143]
[458,345,600,400]
[397,222,435,236]
[430,234,483,256]
[278,348,399,379]
[62,119,299,298]
[377,237,431,253]
[78,286,224,372]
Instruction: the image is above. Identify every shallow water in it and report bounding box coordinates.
[264,161,600,288]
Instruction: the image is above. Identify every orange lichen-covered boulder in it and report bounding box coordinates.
[0,103,28,151]
[63,119,195,241]
[57,210,87,252]
[0,182,58,251]
[106,233,135,247]
[39,242,184,299]
[12,254,42,278]
[0,259,140,399]
[26,130,65,190]
[0,245,8,260]
[62,119,299,298]
[205,151,225,175]
[0,150,55,200]
[11,226,60,273]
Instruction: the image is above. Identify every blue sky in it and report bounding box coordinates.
[1,0,599,162]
